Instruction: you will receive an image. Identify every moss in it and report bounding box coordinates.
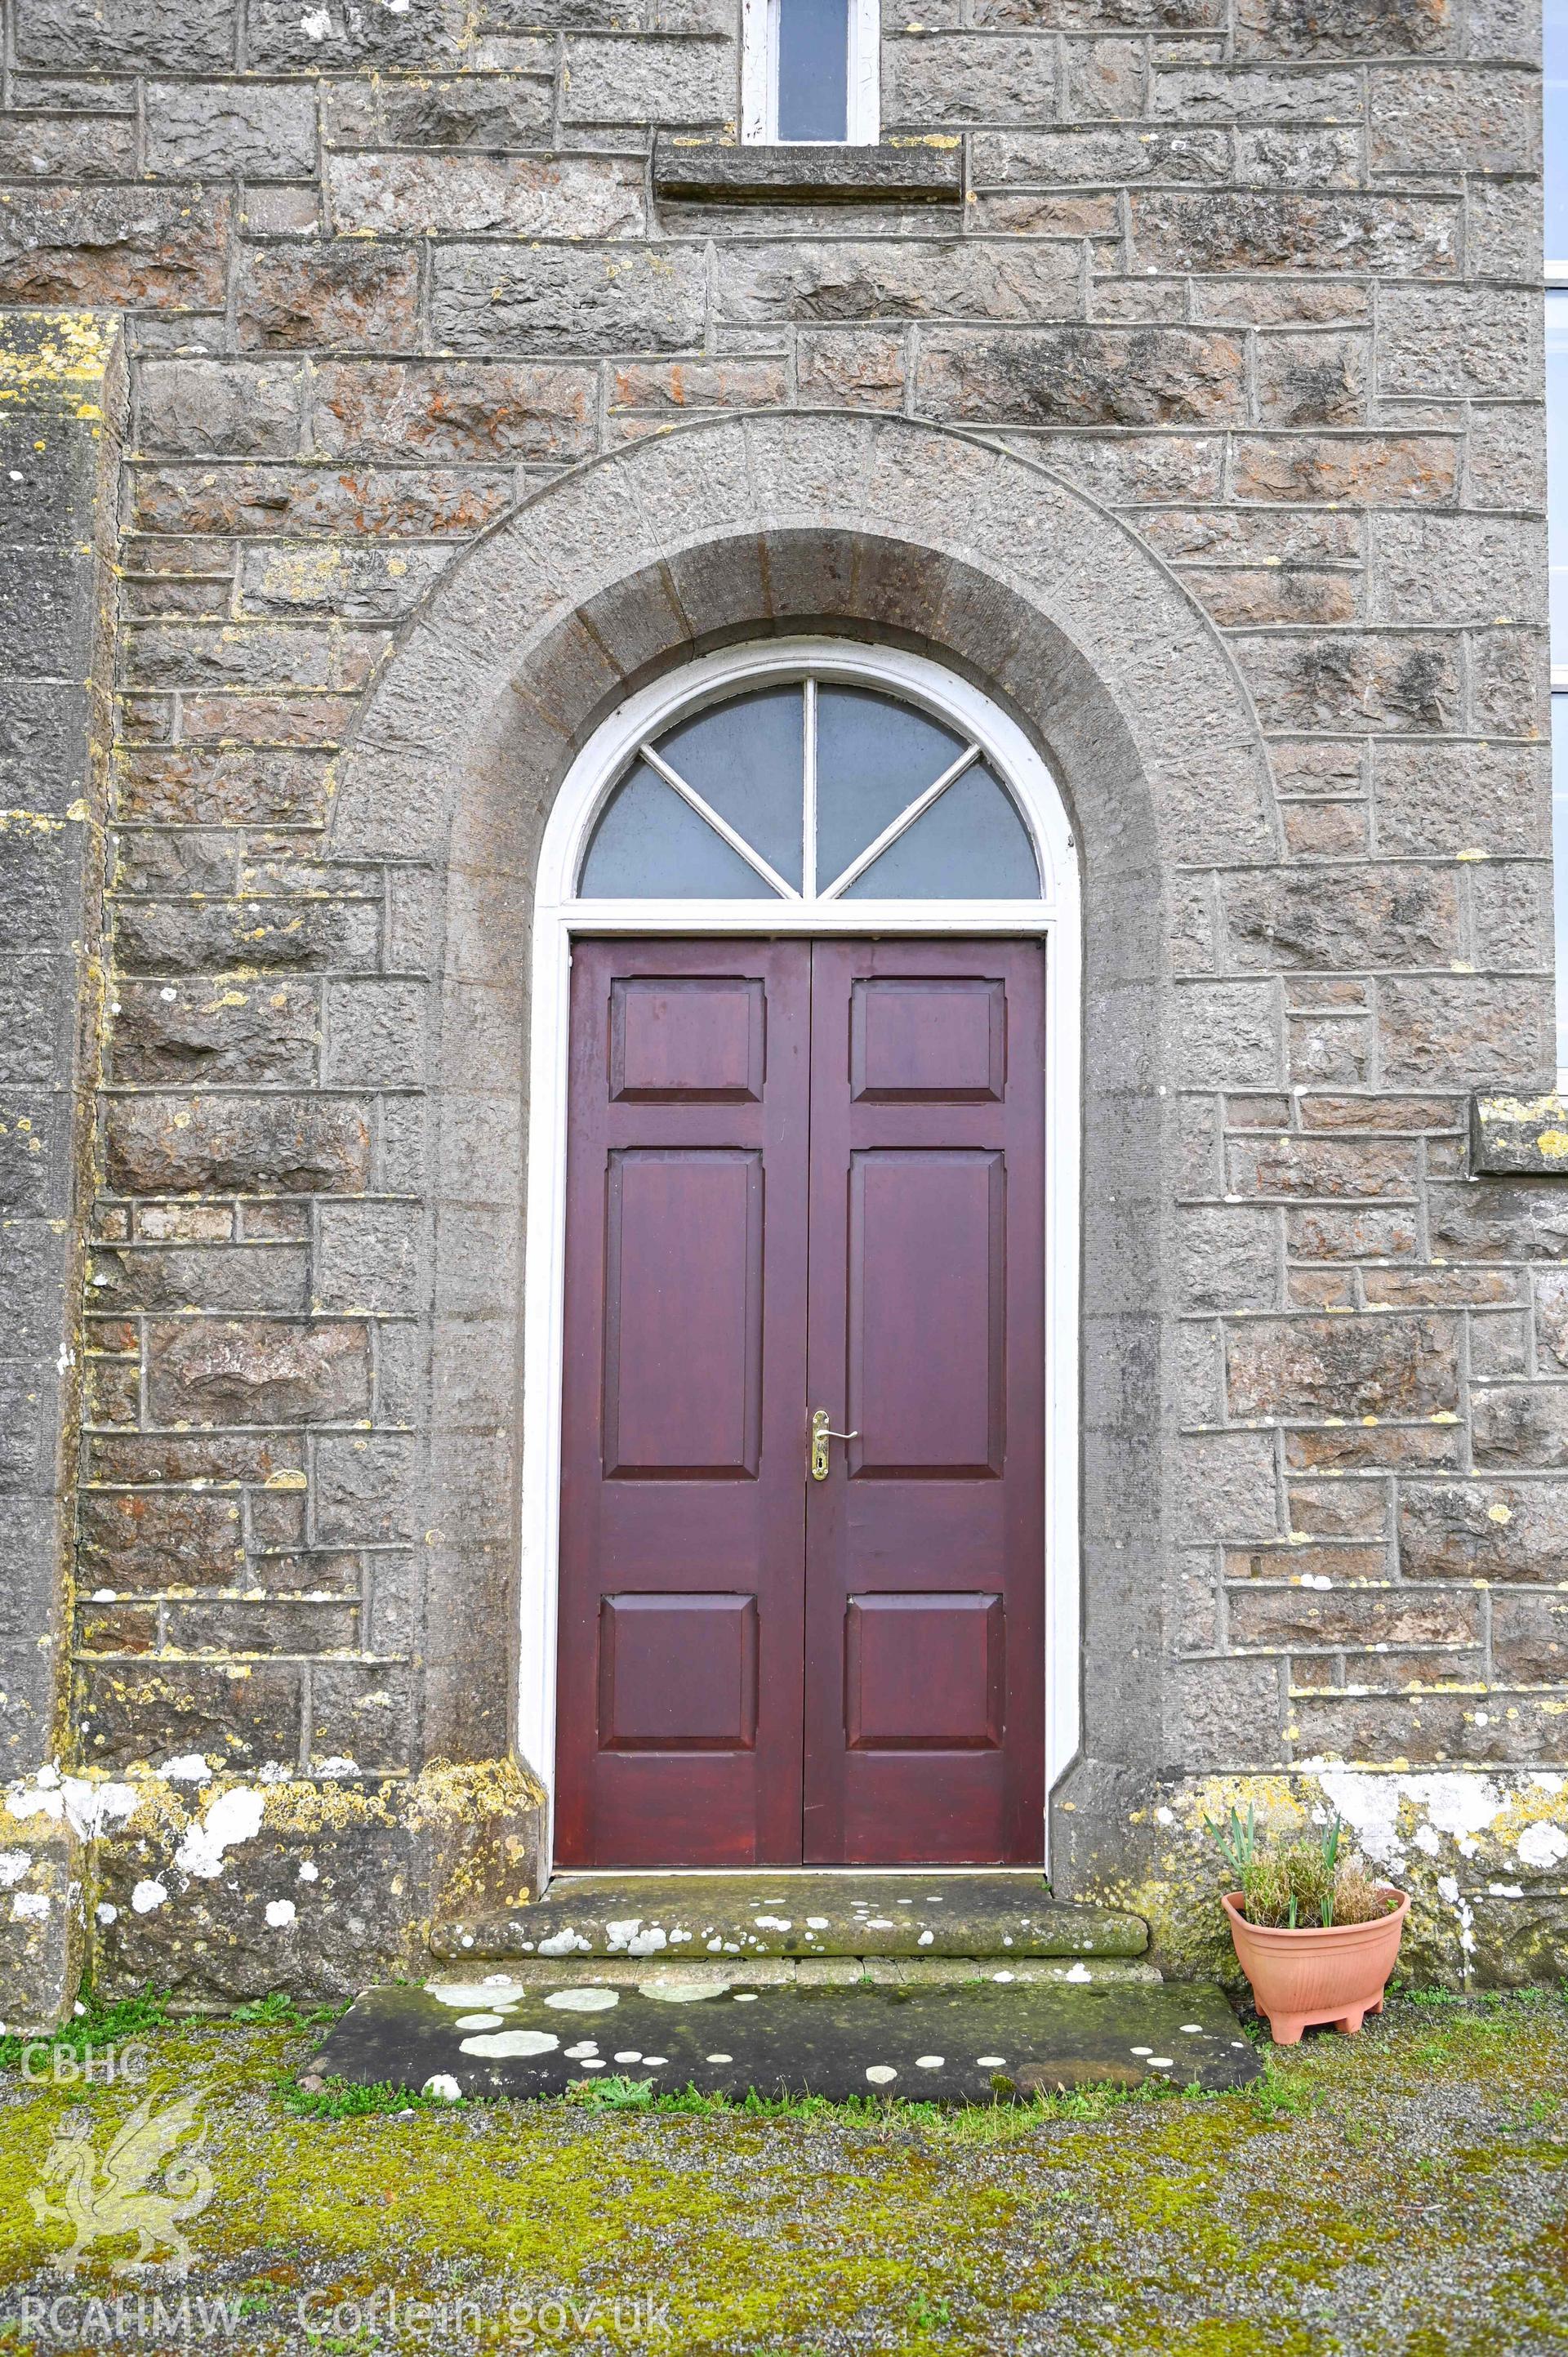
[2,1992,1566,2350]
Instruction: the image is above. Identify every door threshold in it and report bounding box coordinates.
[547,1865,1049,1881]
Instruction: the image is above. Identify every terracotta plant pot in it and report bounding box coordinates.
[1222,1888,1410,2047]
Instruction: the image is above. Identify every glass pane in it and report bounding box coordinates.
[654,687,804,891]
[1556,700,1568,1085]
[815,684,969,891]
[1548,0,1568,265]
[1551,290,1568,675]
[844,760,1040,899]
[579,760,777,898]
[777,0,849,141]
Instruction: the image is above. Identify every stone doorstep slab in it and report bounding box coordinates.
[433,1871,1148,1963]
[312,1979,1258,2107]
[430,1955,1163,1990]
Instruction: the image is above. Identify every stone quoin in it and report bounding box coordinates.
[0,0,1563,2031]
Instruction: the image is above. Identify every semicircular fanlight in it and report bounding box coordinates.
[577,678,1041,902]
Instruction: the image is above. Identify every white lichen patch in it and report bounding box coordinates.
[459,2029,559,2058]
[0,1850,31,1887]
[865,2065,898,2084]
[543,1987,619,2012]
[131,1879,168,1914]
[264,1899,296,1929]
[175,1785,265,1880]
[642,1981,729,2003]
[422,2074,463,2102]
[1517,1821,1568,1871]
[426,1983,521,2009]
[537,1928,591,1958]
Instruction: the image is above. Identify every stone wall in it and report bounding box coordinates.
[0,0,1561,2010]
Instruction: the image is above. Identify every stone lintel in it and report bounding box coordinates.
[653,137,962,206]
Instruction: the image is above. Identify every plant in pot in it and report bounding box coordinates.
[1207,1806,1409,2047]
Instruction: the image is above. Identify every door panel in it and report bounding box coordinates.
[848,1149,1006,1478]
[555,941,809,1867]
[804,939,1045,1865]
[602,1148,763,1478]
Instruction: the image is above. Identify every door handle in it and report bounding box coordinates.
[810,1407,859,1480]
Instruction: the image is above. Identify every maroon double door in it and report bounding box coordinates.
[555,938,1047,1868]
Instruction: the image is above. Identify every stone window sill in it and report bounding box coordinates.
[1471,1094,1568,1175]
[653,138,961,207]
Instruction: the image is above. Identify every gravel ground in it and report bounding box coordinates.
[1,1988,1565,2355]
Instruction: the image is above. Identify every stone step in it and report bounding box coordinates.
[430,1954,1163,1990]
[313,1976,1258,2106]
[433,1871,1148,1964]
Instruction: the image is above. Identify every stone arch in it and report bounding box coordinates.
[327,410,1279,1895]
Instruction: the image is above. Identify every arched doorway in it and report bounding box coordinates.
[521,638,1081,1868]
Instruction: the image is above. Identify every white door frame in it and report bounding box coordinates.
[519,637,1082,1868]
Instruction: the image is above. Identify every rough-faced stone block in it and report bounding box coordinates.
[1396,1489,1568,1584]
[78,1487,245,1593]
[918,326,1247,426]
[1379,978,1548,1089]
[103,1093,370,1196]
[109,979,320,1085]
[1227,1313,1459,1420]
[323,72,552,148]
[1223,865,1459,971]
[147,1318,372,1425]
[559,33,733,122]
[1132,192,1459,277]
[1236,0,1451,54]
[237,243,422,353]
[431,243,707,354]
[314,1433,419,1543]
[884,32,1058,122]
[1473,1386,1568,1472]
[145,80,318,176]
[715,239,1080,324]
[77,1660,301,1769]
[309,359,596,461]
[313,1201,425,1316]
[1368,65,1540,172]
[14,0,238,71]
[0,185,229,310]
[1378,286,1543,399]
[326,153,647,238]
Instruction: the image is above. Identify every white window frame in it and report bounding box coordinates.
[519,638,1081,1869]
[742,0,880,145]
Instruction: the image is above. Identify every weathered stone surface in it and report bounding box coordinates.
[432,243,707,353]
[1472,1388,1568,1473]
[1223,867,1459,971]
[327,152,647,238]
[715,240,1079,323]
[146,1318,372,1425]
[1236,0,1451,54]
[78,1487,245,1593]
[145,80,318,176]
[1471,1096,1568,1178]
[1396,1470,1566,1584]
[323,72,552,148]
[918,327,1247,423]
[310,358,595,460]
[1227,1314,1459,1421]
[102,1094,371,1195]
[13,0,238,72]
[0,186,228,309]
[1132,192,1459,277]
[238,243,422,352]
[653,138,962,203]
[885,33,1058,122]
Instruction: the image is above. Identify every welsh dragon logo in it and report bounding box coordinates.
[29,2088,215,2277]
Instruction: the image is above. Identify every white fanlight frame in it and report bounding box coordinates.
[520,637,1082,1869]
